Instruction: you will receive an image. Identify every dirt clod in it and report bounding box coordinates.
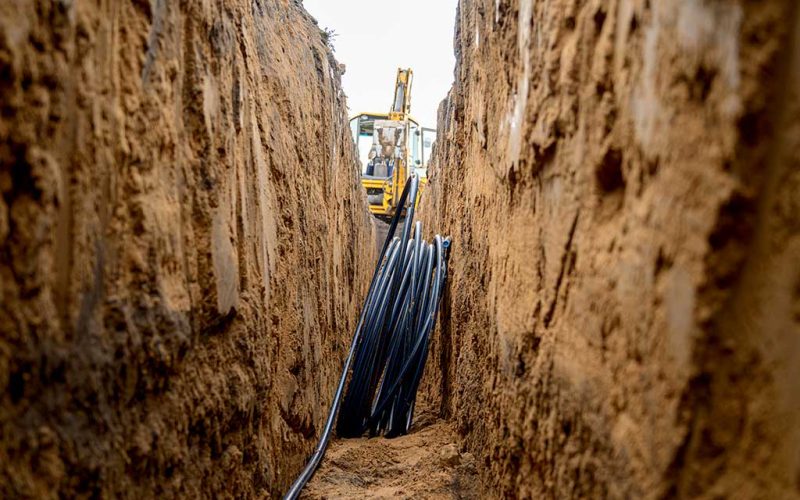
[439,443,460,467]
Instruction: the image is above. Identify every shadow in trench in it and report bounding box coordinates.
[372,216,405,255]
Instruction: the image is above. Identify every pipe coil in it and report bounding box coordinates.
[284,174,450,499]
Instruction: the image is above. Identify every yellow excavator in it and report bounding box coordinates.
[350,69,436,220]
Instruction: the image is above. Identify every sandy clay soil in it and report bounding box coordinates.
[303,411,481,499]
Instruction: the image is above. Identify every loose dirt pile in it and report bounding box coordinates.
[0,0,372,497]
[421,0,800,497]
[303,412,480,499]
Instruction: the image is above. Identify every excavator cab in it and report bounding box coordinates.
[351,113,419,214]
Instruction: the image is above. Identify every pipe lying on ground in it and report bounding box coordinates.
[284,174,451,499]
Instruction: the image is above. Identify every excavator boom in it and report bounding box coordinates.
[389,69,413,120]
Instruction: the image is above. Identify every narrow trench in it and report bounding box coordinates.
[1,1,798,499]
[291,3,475,498]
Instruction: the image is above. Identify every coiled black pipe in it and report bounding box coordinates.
[283,175,450,499]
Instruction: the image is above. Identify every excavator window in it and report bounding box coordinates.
[350,114,381,175]
[409,122,421,168]
[421,127,436,171]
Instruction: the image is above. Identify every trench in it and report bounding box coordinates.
[2,0,800,499]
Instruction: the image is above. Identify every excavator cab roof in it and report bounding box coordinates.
[349,112,420,126]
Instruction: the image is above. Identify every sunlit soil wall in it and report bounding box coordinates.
[0,0,372,497]
[420,0,800,497]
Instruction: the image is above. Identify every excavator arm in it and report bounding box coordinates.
[389,68,413,120]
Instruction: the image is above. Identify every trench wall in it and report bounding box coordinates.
[0,0,372,497]
[421,0,800,497]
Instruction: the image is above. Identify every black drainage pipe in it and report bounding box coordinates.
[283,174,450,499]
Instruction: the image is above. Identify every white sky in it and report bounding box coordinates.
[302,0,458,128]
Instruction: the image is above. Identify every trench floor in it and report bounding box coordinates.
[301,412,480,499]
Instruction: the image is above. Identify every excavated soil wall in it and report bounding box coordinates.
[421,0,800,497]
[0,0,372,497]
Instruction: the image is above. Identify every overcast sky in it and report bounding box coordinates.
[302,0,458,128]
